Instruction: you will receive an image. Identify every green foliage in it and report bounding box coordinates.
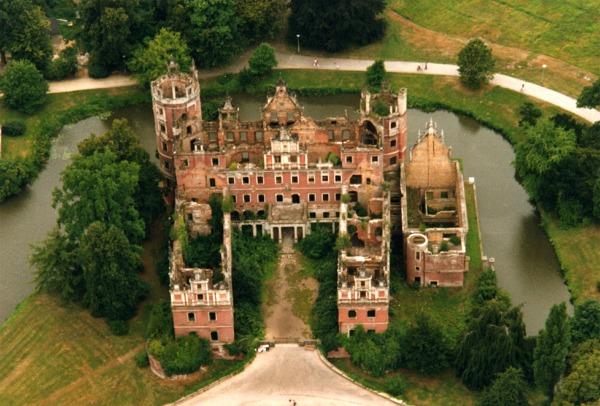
[77,119,164,228]
[454,300,531,390]
[385,374,408,397]
[514,120,577,214]
[345,326,401,377]
[107,319,129,335]
[480,367,529,406]
[288,0,386,52]
[335,233,352,251]
[533,302,571,399]
[297,225,336,260]
[128,28,192,89]
[0,1,53,71]
[45,46,78,81]
[372,98,389,116]
[326,151,340,165]
[53,150,145,244]
[248,43,278,77]
[183,234,222,270]
[457,38,495,90]
[553,340,600,405]
[594,170,600,222]
[399,316,452,375]
[147,299,174,340]
[80,222,143,321]
[235,0,286,40]
[1,120,26,136]
[159,334,212,377]
[366,60,386,88]
[518,102,542,127]
[0,59,48,113]
[353,202,368,217]
[87,53,110,78]
[449,234,461,245]
[576,78,600,109]
[570,299,600,344]
[134,350,150,368]
[472,269,500,305]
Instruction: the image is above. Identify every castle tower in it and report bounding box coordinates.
[151,60,202,183]
[405,233,428,285]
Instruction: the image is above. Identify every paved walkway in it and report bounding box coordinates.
[172,345,401,406]
[47,52,600,123]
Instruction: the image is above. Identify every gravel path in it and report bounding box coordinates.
[46,51,600,123]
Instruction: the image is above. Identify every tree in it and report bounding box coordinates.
[594,169,600,222]
[52,151,145,245]
[570,299,600,344]
[553,340,600,405]
[455,300,531,390]
[513,120,576,211]
[398,316,451,375]
[288,0,386,52]
[518,102,542,127]
[77,119,164,227]
[0,0,52,70]
[0,60,49,113]
[576,78,600,108]
[533,302,571,399]
[457,38,495,90]
[236,0,286,40]
[128,28,192,89]
[481,367,529,406]
[80,222,143,320]
[31,227,83,301]
[248,43,278,77]
[184,0,240,68]
[366,60,386,88]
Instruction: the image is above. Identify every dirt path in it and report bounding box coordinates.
[263,237,317,341]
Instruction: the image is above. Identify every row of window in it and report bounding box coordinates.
[229,192,342,204]
[188,312,217,322]
[347,309,377,318]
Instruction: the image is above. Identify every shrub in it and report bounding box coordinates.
[449,234,461,245]
[107,319,129,335]
[440,241,449,252]
[88,53,110,79]
[2,120,27,136]
[45,46,79,80]
[366,59,386,88]
[385,374,408,397]
[134,351,150,368]
[160,334,212,376]
[353,202,368,217]
[0,60,49,113]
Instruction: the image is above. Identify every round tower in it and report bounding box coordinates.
[406,233,428,286]
[151,60,202,182]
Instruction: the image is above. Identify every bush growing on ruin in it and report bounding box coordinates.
[457,39,495,90]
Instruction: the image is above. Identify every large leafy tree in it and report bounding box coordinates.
[288,0,386,52]
[184,0,239,68]
[514,120,577,211]
[398,316,451,375]
[481,367,529,406]
[457,38,495,90]
[455,300,531,390]
[576,78,600,109]
[236,0,286,40]
[0,0,52,70]
[533,302,571,399]
[52,151,145,245]
[570,299,600,344]
[128,28,192,89]
[0,60,49,113]
[248,43,278,77]
[80,222,143,320]
[554,339,600,405]
[77,119,164,227]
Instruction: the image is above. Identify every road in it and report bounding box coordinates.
[48,51,600,123]
[172,345,402,406]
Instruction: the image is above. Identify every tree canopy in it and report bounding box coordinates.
[53,151,145,245]
[0,0,53,70]
[576,78,600,108]
[128,28,192,89]
[570,299,600,344]
[457,38,495,90]
[533,302,571,399]
[481,367,529,406]
[366,60,387,88]
[288,0,386,52]
[554,339,600,405]
[248,43,278,77]
[398,316,451,375]
[0,59,49,113]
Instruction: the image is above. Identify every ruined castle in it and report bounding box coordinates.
[151,62,468,347]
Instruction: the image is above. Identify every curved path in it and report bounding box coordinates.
[48,52,600,123]
[172,345,401,406]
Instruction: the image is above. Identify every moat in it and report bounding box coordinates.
[0,94,571,333]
